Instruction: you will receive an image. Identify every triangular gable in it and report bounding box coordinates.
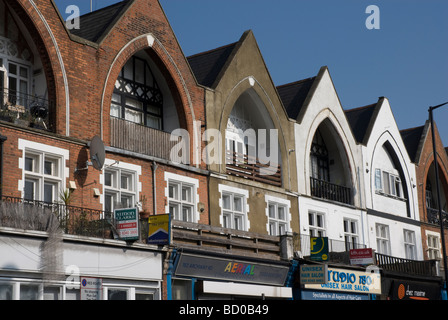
[277,76,316,120]
[70,0,133,44]
[400,122,428,164]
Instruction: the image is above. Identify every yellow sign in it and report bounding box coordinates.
[147,214,170,245]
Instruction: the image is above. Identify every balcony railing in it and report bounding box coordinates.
[225,150,282,187]
[0,196,116,239]
[0,88,52,131]
[426,207,448,228]
[110,117,184,161]
[310,177,352,205]
[375,252,440,277]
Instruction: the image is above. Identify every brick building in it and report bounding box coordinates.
[0,0,446,300]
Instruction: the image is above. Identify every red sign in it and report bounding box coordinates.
[349,248,374,265]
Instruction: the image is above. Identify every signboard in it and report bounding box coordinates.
[300,264,328,284]
[114,208,139,240]
[80,277,102,300]
[391,280,441,300]
[301,290,369,301]
[305,267,381,295]
[174,253,290,286]
[310,237,328,261]
[147,214,171,245]
[350,248,374,265]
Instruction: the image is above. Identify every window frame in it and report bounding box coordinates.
[403,229,416,260]
[168,180,195,222]
[375,223,391,255]
[218,185,249,232]
[308,210,326,238]
[374,168,404,199]
[343,218,359,250]
[103,167,137,214]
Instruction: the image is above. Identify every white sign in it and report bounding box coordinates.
[114,208,139,240]
[80,277,102,300]
[305,267,381,295]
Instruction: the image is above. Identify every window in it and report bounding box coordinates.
[310,129,329,182]
[343,218,359,250]
[309,211,325,237]
[104,168,137,213]
[168,181,195,222]
[23,151,62,203]
[403,230,416,260]
[268,202,287,236]
[376,224,390,255]
[111,56,163,130]
[222,192,246,230]
[427,234,440,260]
[374,168,403,198]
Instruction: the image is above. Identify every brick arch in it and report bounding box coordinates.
[101,34,193,145]
[9,0,69,135]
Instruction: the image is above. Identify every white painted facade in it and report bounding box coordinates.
[359,98,422,260]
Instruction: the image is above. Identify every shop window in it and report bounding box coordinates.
[172,279,192,300]
[308,211,325,237]
[107,288,128,300]
[20,284,39,300]
[0,283,12,300]
[375,224,390,255]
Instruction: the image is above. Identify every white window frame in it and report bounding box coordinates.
[375,223,391,255]
[100,159,141,214]
[374,168,404,199]
[218,184,249,231]
[164,172,199,222]
[18,139,68,204]
[343,218,359,250]
[308,210,326,237]
[403,229,416,260]
[426,231,441,260]
[265,195,291,236]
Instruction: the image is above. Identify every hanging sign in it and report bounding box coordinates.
[114,208,139,240]
[310,237,329,261]
[350,248,374,265]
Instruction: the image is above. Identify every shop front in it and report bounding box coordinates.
[382,275,443,300]
[299,265,382,301]
[169,249,293,300]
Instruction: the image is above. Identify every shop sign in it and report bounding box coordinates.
[300,264,328,284]
[391,280,441,300]
[174,253,290,286]
[310,237,328,261]
[349,248,374,265]
[114,207,139,240]
[301,290,369,300]
[305,267,381,295]
[147,214,171,245]
[80,277,102,300]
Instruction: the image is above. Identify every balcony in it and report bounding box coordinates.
[0,196,116,239]
[375,252,440,277]
[426,207,448,228]
[0,88,52,131]
[225,150,282,187]
[310,177,352,205]
[110,117,184,161]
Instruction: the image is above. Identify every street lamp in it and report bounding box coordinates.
[428,102,448,292]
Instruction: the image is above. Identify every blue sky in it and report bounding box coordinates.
[56,0,448,147]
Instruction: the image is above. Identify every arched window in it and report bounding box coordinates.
[310,128,330,182]
[111,55,163,130]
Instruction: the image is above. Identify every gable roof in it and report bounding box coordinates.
[344,103,377,144]
[70,0,131,43]
[187,41,238,88]
[277,77,316,120]
[400,124,427,163]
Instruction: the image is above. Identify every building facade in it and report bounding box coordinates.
[0,0,446,300]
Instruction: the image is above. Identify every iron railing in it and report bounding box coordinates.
[310,177,352,205]
[0,196,115,238]
[0,87,52,131]
[426,207,448,228]
[375,252,440,277]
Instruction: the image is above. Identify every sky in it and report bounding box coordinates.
[55,0,448,147]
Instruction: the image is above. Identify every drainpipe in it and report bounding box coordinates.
[152,161,158,215]
[0,134,7,199]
